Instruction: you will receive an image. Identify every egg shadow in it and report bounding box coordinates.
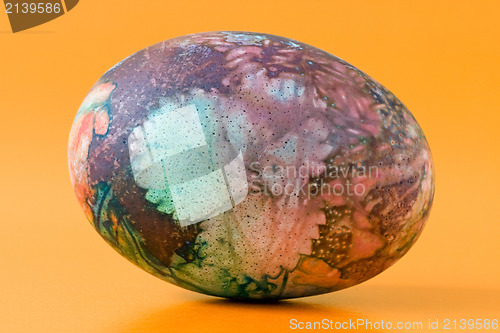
[111,291,376,333]
[109,285,500,333]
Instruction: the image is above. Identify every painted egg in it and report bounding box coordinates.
[68,31,434,300]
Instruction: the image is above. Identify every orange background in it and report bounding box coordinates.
[1,1,499,332]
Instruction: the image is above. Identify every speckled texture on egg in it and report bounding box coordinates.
[68,31,434,300]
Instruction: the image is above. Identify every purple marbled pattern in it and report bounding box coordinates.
[69,32,434,299]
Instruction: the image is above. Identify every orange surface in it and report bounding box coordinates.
[0,1,499,332]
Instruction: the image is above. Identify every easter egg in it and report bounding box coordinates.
[68,31,434,300]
